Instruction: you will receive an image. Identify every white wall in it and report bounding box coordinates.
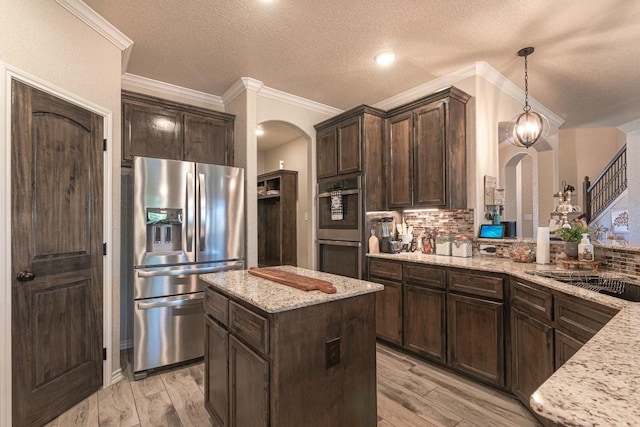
[0,0,123,423]
[259,136,310,268]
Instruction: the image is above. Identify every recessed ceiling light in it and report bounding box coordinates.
[375,51,396,66]
[256,129,265,136]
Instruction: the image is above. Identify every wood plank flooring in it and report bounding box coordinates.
[44,343,540,427]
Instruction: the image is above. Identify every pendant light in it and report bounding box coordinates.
[508,47,549,149]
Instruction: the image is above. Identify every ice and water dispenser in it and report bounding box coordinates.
[146,208,182,252]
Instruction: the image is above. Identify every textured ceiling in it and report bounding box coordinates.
[85,0,640,130]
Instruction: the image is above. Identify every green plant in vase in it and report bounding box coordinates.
[556,223,590,259]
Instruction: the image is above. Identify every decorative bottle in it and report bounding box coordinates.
[578,233,594,262]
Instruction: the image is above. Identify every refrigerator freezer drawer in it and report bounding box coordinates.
[133,292,204,375]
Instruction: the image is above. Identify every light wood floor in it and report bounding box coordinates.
[44,343,540,427]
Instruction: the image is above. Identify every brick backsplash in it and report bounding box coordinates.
[402,209,475,237]
[377,209,640,275]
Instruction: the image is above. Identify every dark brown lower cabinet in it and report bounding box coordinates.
[403,284,446,363]
[554,329,583,369]
[511,308,555,406]
[375,278,403,345]
[447,293,505,387]
[205,316,229,427]
[229,336,269,427]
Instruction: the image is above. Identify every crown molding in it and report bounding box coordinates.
[55,0,134,71]
[121,73,225,109]
[475,62,564,128]
[619,118,640,134]
[373,63,477,111]
[259,85,343,116]
[221,78,251,106]
[374,61,564,128]
[222,77,342,115]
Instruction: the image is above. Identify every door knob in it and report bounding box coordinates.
[16,271,35,282]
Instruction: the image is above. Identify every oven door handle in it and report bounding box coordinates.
[317,239,361,247]
[317,189,359,198]
[137,293,204,310]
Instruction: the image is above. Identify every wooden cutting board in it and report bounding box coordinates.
[248,267,337,294]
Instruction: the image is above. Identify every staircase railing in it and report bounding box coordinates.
[583,145,627,223]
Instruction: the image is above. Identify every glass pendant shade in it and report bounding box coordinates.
[507,46,549,149]
[509,110,550,148]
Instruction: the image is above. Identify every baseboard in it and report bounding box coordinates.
[110,368,124,385]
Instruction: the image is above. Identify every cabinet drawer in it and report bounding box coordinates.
[554,296,616,342]
[447,270,504,300]
[511,279,553,321]
[229,301,269,355]
[205,286,229,326]
[403,263,445,289]
[369,259,402,281]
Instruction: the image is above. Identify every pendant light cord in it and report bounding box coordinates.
[523,54,530,113]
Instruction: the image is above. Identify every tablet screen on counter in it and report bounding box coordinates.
[478,224,505,239]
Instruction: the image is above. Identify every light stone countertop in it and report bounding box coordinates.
[200,265,383,314]
[368,252,637,425]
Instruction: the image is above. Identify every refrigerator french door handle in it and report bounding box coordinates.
[198,173,206,252]
[136,293,204,310]
[186,172,194,252]
[136,261,244,278]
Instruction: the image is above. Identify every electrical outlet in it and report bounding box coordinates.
[325,337,340,368]
[480,244,497,256]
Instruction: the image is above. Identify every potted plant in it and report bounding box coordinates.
[556,223,590,259]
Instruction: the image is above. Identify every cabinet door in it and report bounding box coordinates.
[404,284,446,363]
[184,112,233,165]
[229,336,269,427]
[387,112,413,208]
[317,127,337,178]
[374,278,403,345]
[337,116,361,175]
[123,101,183,161]
[447,294,505,387]
[555,329,584,369]
[205,316,229,426]
[511,308,554,407]
[414,101,446,207]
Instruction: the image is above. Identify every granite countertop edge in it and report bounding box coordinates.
[368,252,638,425]
[200,265,383,314]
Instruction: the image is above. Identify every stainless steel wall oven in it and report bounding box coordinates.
[317,175,364,279]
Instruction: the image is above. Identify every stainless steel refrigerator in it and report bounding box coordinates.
[132,156,245,379]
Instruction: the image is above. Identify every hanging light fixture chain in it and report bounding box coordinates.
[523,54,530,112]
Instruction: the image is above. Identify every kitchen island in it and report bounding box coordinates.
[200,266,383,427]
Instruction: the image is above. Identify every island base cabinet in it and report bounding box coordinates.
[229,336,269,427]
[403,284,446,363]
[447,294,505,387]
[511,308,554,407]
[205,316,229,427]
[205,284,377,427]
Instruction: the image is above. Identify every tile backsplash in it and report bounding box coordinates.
[402,209,475,237]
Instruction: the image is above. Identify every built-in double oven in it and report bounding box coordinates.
[317,175,363,279]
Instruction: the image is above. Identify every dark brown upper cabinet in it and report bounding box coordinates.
[386,86,470,209]
[316,115,362,179]
[314,106,386,211]
[122,91,235,166]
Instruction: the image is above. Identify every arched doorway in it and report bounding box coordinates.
[502,152,536,238]
[256,120,312,268]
